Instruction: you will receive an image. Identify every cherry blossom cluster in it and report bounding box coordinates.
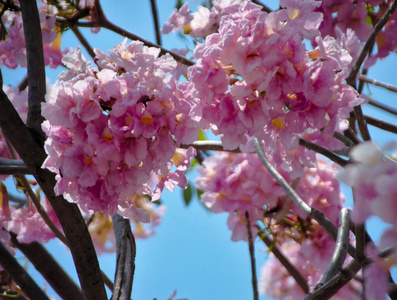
[195,151,354,297]
[315,0,397,65]
[337,141,397,297]
[165,1,365,175]
[42,41,198,221]
[0,2,66,69]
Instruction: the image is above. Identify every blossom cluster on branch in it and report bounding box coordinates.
[0,0,396,299]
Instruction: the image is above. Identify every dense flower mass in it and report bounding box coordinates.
[196,151,354,297]
[165,0,365,174]
[42,41,198,220]
[0,3,66,69]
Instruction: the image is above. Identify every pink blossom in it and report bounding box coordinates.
[42,41,199,220]
[185,0,364,173]
[337,142,397,226]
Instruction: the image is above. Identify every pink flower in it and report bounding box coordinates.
[43,41,199,220]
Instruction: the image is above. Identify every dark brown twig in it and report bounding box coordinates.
[347,0,397,87]
[19,0,46,144]
[245,212,258,300]
[257,228,309,294]
[149,0,162,46]
[368,97,397,115]
[70,25,96,60]
[365,114,397,134]
[298,139,349,166]
[0,240,50,300]
[10,233,84,300]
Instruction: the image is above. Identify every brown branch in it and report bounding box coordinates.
[347,0,397,88]
[0,158,29,174]
[110,214,136,300]
[365,114,397,134]
[10,233,84,300]
[245,212,258,300]
[368,97,397,115]
[70,26,96,60]
[180,141,243,153]
[19,0,46,144]
[0,76,107,300]
[62,1,194,67]
[0,240,50,300]
[359,75,397,93]
[346,0,397,141]
[257,228,309,294]
[354,105,371,141]
[149,0,162,46]
[298,139,349,166]
[316,208,350,288]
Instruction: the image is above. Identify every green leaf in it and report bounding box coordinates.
[183,182,193,206]
[198,129,207,141]
[176,0,184,10]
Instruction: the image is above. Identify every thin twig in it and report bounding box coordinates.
[347,0,397,87]
[305,258,363,300]
[245,212,258,300]
[354,105,371,141]
[359,75,397,93]
[111,214,136,300]
[149,0,162,46]
[252,138,356,258]
[180,140,242,153]
[70,25,96,60]
[0,240,50,300]
[368,97,397,115]
[352,190,366,262]
[4,137,68,245]
[0,158,30,174]
[365,114,397,134]
[298,139,348,166]
[62,4,194,67]
[19,0,46,144]
[346,0,397,141]
[257,227,309,294]
[316,208,350,288]
[10,232,84,300]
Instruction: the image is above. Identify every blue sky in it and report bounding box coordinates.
[2,1,397,299]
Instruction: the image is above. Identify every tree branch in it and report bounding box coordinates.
[298,139,348,166]
[0,158,29,175]
[257,227,309,294]
[70,25,96,60]
[149,0,162,46]
[253,138,356,258]
[19,0,46,144]
[359,75,397,93]
[368,97,397,115]
[0,240,50,300]
[316,208,350,288]
[110,213,136,300]
[365,114,397,134]
[0,77,107,300]
[10,233,84,300]
[347,0,397,87]
[245,212,258,300]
